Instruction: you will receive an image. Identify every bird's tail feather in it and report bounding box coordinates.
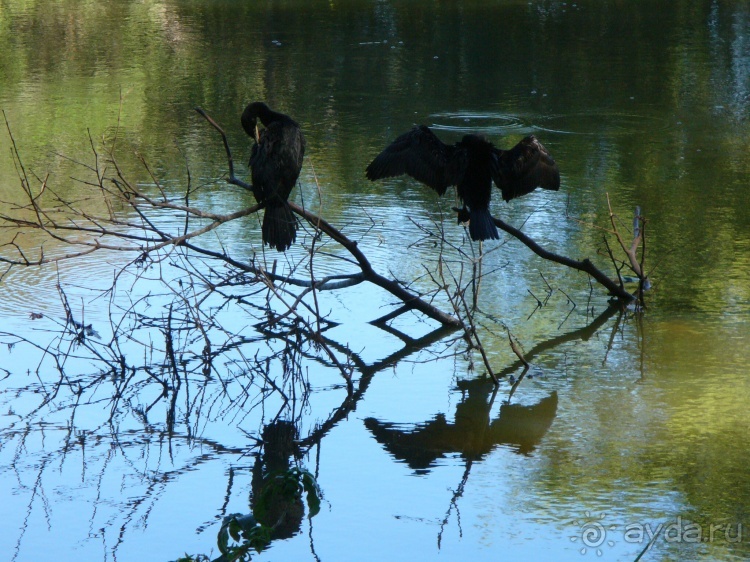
[468,208,499,241]
[262,203,297,252]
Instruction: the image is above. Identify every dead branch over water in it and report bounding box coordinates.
[0,107,649,426]
[0,109,650,558]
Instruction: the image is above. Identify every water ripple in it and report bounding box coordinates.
[533,111,674,136]
[428,111,528,135]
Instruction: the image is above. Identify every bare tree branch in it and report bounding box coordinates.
[492,215,635,304]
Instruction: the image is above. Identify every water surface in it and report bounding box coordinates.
[1,1,750,561]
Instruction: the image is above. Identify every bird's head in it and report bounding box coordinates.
[460,133,493,151]
[461,133,485,143]
[242,101,272,142]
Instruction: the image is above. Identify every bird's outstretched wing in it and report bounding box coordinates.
[491,135,560,202]
[366,125,466,196]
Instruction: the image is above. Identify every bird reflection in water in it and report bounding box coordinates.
[251,420,304,539]
[365,386,558,473]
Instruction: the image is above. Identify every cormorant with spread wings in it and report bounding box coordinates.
[365,125,560,241]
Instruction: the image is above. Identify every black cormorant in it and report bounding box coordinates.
[365,125,560,241]
[241,102,306,252]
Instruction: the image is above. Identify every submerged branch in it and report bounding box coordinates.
[607,194,645,280]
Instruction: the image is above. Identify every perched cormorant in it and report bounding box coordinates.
[365,125,560,241]
[241,102,306,252]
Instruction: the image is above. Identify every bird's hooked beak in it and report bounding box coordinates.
[248,123,260,167]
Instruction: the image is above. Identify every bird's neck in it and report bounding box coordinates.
[258,107,287,127]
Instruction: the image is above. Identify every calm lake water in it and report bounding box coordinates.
[1,1,750,561]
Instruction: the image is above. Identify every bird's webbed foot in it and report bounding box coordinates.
[452,206,471,225]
